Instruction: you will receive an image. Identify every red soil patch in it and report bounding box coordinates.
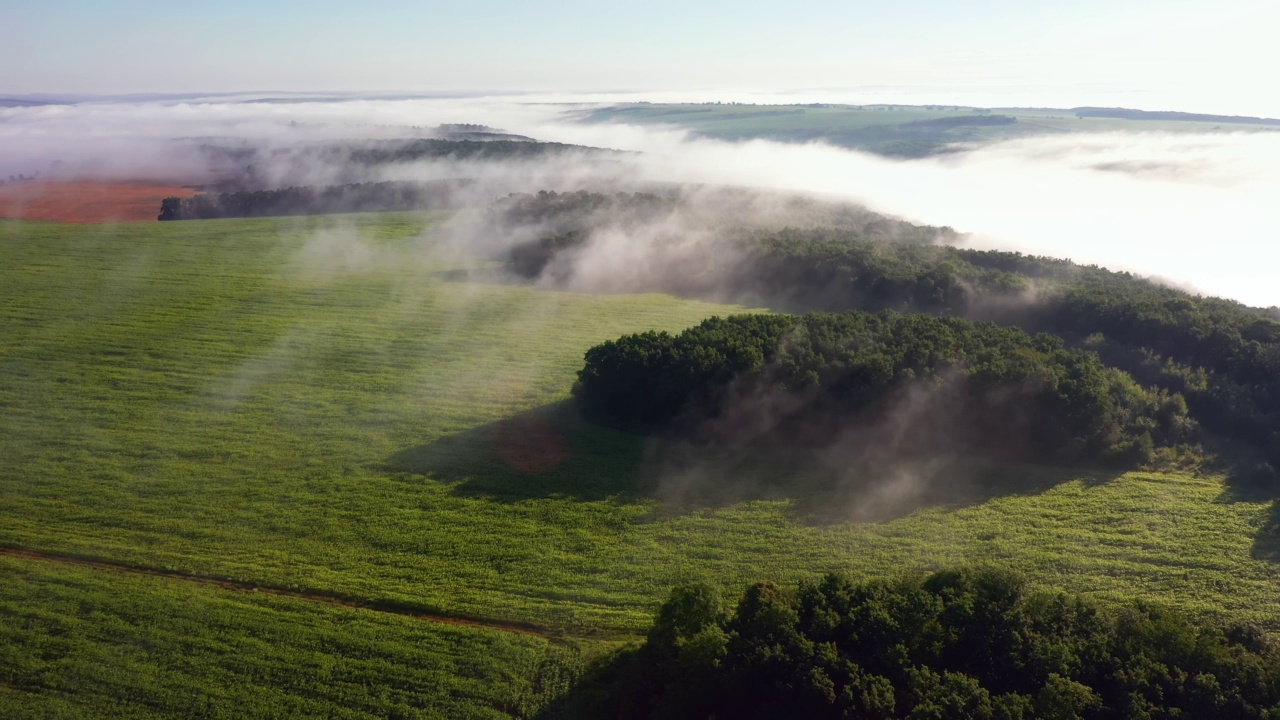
[0,181,197,223]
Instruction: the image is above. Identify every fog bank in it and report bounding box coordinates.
[2,94,1276,307]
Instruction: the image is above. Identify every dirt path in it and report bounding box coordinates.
[0,182,196,223]
[0,546,552,638]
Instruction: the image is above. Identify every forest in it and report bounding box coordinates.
[501,192,1280,479]
[496,190,956,241]
[730,231,1280,477]
[205,138,610,170]
[1072,107,1280,125]
[573,312,1196,467]
[189,137,614,192]
[330,138,610,165]
[157,180,469,220]
[493,190,678,277]
[545,567,1280,719]
[492,189,676,230]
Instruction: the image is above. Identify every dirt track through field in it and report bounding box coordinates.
[0,182,196,223]
[0,546,553,638]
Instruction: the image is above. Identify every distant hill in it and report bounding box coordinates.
[433,124,536,142]
[1072,107,1280,126]
[0,98,50,108]
[582,103,1280,157]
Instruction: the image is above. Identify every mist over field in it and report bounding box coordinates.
[3,0,1279,709]
[9,0,1280,710]
[3,93,1276,307]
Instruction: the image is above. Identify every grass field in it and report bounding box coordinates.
[0,554,564,719]
[3,213,1280,715]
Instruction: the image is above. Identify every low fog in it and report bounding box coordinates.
[5,92,1277,523]
[2,93,1277,307]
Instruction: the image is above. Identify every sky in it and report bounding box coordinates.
[3,0,1277,116]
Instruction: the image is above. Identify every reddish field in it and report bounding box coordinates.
[0,182,197,223]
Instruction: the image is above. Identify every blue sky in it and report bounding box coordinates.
[2,0,1273,112]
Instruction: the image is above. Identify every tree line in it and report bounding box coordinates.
[207,138,612,170]
[543,568,1280,719]
[330,138,612,165]
[492,189,677,231]
[898,115,1017,130]
[191,138,615,192]
[494,191,679,277]
[0,172,38,186]
[492,191,954,243]
[1073,107,1280,126]
[157,180,470,221]
[497,191,956,286]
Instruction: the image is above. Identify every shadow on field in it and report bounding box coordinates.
[387,401,647,503]
[388,401,1122,524]
[1211,436,1280,500]
[639,443,1120,526]
[1250,502,1280,563]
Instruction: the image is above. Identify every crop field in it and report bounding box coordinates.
[3,213,1280,714]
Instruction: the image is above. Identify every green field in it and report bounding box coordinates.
[0,555,564,719]
[581,103,1280,156]
[3,213,1280,715]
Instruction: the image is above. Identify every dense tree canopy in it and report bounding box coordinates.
[546,568,1280,719]
[574,312,1195,467]
[491,189,676,230]
[331,138,609,165]
[493,191,680,279]
[200,138,612,174]
[188,138,614,192]
[504,197,1279,476]
[496,192,952,277]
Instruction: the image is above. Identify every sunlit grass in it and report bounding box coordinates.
[0,554,559,719]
